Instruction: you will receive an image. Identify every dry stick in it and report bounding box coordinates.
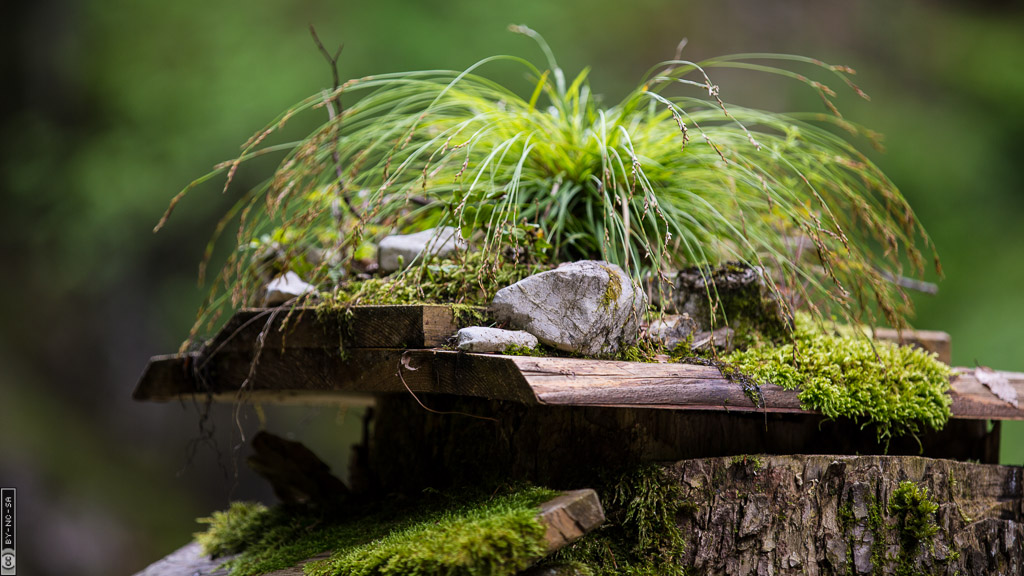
[309,25,357,216]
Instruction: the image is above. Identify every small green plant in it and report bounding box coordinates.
[159,26,938,343]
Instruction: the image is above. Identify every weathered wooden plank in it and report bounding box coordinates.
[134,349,538,405]
[950,367,1024,420]
[873,327,952,364]
[201,305,463,354]
[135,350,1024,420]
[135,307,1023,421]
[514,356,803,413]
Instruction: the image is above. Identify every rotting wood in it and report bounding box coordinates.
[130,491,604,576]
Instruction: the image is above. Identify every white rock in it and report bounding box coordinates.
[455,326,539,354]
[263,271,316,306]
[491,260,647,355]
[377,226,464,273]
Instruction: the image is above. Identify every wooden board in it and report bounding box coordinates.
[201,305,464,354]
[134,306,1024,420]
[130,490,603,576]
[135,349,1024,420]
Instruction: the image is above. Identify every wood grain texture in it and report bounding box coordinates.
[514,356,803,413]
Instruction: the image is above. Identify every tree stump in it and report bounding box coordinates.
[665,455,1022,576]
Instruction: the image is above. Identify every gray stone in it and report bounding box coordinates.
[377,226,464,273]
[263,271,316,305]
[647,314,735,352]
[455,327,539,354]
[490,260,646,355]
[647,314,698,346]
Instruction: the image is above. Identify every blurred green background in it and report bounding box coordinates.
[2,1,1022,574]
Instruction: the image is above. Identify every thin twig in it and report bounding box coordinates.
[309,25,357,216]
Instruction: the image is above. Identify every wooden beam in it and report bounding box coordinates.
[134,349,539,405]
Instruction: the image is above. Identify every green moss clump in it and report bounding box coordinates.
[889,481,939,576]
[193,486,558,576]
[326,252,548,308]
[195,501,272,558]
[548,465,688,575]
[723,314,952,444]
[503,344,547,357]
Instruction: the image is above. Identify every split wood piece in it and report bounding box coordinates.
[134,350,1024,420]
[537,489,606,553]
[130,490,604,576]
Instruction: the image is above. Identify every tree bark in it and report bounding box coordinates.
[666,455,1022,576]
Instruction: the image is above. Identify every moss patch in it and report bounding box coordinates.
[193,486,558,576]
[723,314,952,444]
[323,252,547,308]
[545,465,689,575]
[597,264,623,311]
[889,481,939,576]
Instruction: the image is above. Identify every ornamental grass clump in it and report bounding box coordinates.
[158,25,938,341]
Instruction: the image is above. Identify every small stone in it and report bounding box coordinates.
[491,260,647,356]
[263,271,316,306]
[456,327,539,354]
[377,226,464,273]
[647,314,698,346]
[647,315,735,352]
